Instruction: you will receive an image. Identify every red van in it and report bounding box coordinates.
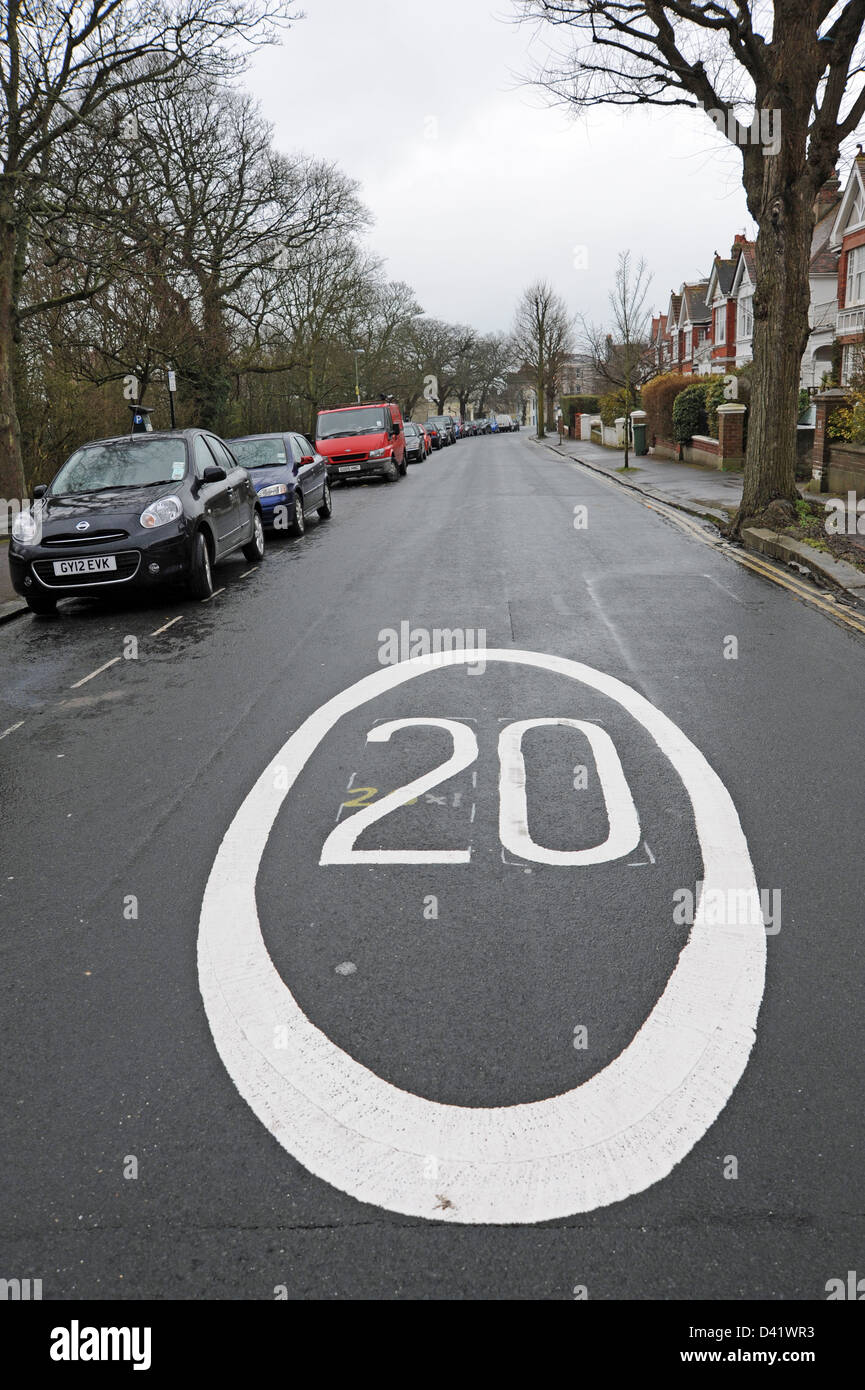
[315,401,407,483]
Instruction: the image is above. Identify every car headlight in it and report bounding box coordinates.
[369,447,390,459]
[257,484,288,498]
[11,510,40,544]
[140,495,183,529]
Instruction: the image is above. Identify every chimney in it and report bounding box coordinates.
[814,171,841,215]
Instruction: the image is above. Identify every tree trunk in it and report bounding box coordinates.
[536,361,545,437]
[736,179,813,525]
[0,190,25,502]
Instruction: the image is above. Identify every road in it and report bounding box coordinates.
[1,429,863,1300]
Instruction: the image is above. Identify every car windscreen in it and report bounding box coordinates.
[49,438,189,495]
[316,408,387,440]
[228,438,288,469]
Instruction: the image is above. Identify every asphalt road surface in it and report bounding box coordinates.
[1,430,863,1299]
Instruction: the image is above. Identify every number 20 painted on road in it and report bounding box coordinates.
[319,716,640,866]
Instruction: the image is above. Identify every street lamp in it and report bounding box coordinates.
[353,348,365,402]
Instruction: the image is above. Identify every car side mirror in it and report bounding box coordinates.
[201,465,227,483]
[299,454,314,466]
[32,484,47,499]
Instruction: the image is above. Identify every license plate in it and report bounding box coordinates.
[53,556,117,576]
[339,465,361,472]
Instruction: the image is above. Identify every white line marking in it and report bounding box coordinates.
[240,568,259,579]
[202,587,225,602]
[0,720,24,740]
[198,649,766,1225]
[320,719,476,865]
[70,656,121,689]
[498,718,640,866]
[150,616,183,637]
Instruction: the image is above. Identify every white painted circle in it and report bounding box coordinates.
[197,650,766,1224]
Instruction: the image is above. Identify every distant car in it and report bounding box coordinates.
[228,432,332,536]
[425,422,444,450]
[512,418,520,431]
[474,418,491,434]
[403,422,427,463]
[420,423,432,453]
[427,415,455,445]
[8,429,265,614]
[497,414,513,432]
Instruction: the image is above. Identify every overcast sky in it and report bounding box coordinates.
[249,0,757,337]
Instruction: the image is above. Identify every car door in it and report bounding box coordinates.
[291,433,324,506]
[206,436,252,547]
[193,435,236,556]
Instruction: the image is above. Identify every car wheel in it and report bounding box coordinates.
[384,457,400,482]
[242,509,265,562]
[290,492,306,536]
[25,589,58,617]
[317,479,333,519]
[189,530,214,600]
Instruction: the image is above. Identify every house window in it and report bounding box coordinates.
[846,244,865,306]
[842,343,865,385]
[738,294,753,339]
[715,306,726,343]
[684,328,692,355]
[854,192,865,226]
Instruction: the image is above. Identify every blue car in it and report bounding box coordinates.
[228,431,332,537]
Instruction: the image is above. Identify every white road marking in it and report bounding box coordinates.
[240,567,259,579]
[320,719,476,865]
[498,718,640,866]
[70,656,121,689]
[0,720,24,740]
[150,616,183,637]
[198,649,766,1225]
[202,588,225,602]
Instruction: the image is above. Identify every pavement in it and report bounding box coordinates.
[1,432,863,1299]
[547,435,743,522]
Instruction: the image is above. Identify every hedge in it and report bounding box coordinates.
[599,387,639,428]
[672,382,709,443]
[641,372,690,442]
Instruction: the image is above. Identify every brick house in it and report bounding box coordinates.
[830,155,865,385]
[700,243,742,375]
[665,292,682,370]
[676,282,711,375]
[730,239,757,368]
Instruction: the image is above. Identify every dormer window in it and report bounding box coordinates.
[854,190,865,226]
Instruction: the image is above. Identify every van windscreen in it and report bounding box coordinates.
[317,407,387,440]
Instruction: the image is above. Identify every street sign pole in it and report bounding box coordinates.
[167,366,177,430]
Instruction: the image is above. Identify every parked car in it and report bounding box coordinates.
[420,423,432,453]
[512,418,520,431]
[474,418,491,434]
[497,414,513,432]
[426,415,455,445]
[228,431,332,536]
[8,430,265,614]
[425,422,444,451]
[403,422,427,463]
[315,400,407,483]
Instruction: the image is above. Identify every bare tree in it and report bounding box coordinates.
[581,250,653,465]
[512,280,575,436]
[0,0,295,498]
[518,0,865,527]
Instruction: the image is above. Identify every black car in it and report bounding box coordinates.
[8,430,265,615]
[425,422,444,451]
[426,415,455,445]
[403,422,427,463]
[474,418,491,434]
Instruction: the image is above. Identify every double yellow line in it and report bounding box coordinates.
[570,454,865,640]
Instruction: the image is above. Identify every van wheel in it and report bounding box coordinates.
[189,531,214,599]
[384,458,400,482]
